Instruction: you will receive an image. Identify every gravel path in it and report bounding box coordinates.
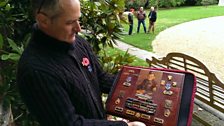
[152,16,224,82]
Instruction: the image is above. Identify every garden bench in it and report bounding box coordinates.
[146,52,224,126]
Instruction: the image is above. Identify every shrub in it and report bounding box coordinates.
[184,0,197,5]
[159,0,185,8]
[0,0,37,125]
[125,0,148,10]
[201,0,218,5]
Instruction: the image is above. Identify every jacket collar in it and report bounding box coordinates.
[31,24,74,52]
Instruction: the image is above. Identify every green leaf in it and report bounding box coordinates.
[8,53,20,61]
[0,1,7,7]
[8,38,17,49]
[1,53,20,61]
[1,54,9,60]
[5,3,11,11]
[0,34,3,49]
[7,38,22,54]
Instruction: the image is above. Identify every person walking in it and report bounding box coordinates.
[137,7,147,33]
[16,0,146,126]
[148,6,157,33]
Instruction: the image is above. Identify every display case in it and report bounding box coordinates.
[106,66,196,126]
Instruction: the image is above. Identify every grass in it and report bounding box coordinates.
[105,5,224,66]
[120,5,224,51]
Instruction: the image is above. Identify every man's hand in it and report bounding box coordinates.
[107,115,146,126]
[127,121,146,126]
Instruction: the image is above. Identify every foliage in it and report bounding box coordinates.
[0,0,37,125]
[100,49,136,74]
[0,38,39,126]
[124,0,187,9]
[80,0,137,72]
[184,0,197,5]
[100,47,149,74]
[201,0,218,5]
[0,0,34,42]
[123,0,211,11]
[149,0,160,8]
[80,0,125,54]
[159,0,185,8]
[125,0,148,10]
[124,0,219,9]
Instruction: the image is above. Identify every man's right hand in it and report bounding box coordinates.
[127,121,146,126]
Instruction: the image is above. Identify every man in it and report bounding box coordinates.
[136,7,146,33]
[16,0,145,126]
[148,6,157,33]
[128,9,134,35]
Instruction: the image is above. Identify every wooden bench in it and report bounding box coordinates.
[146,52,224,125]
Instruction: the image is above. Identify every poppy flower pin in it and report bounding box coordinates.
[82,57,89,66]
[82,57,92,72]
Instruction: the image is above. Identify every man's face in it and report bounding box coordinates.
[151,7,154,11]
[47,0,81,43]
[148,73,155,80]
[140,7,143,11]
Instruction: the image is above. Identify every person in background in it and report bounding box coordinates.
[128,9,134,35]
[144,0,149,8]
[16,0,146,126]
[148,6,157,34]
[136,7,147,33]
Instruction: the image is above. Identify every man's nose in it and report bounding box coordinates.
[73,21,81,32]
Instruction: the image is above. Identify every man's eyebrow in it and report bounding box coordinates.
[66,19,79,24]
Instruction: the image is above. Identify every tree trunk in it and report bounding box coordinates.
[0,103,11,126]
[219,0,224,6]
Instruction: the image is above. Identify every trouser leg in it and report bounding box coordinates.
[148,20,150,32]
[152,22,155,33]
[129,24,133,35]
[142,20,146,33]
[137,20,141,33]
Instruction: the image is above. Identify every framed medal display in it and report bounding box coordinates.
[106,66,196,126]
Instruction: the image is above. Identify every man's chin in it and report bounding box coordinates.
[66,36,76,43]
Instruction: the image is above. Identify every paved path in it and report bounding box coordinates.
[153,16,224,82]
[115,16,224,82]
[114,41,158,60]
[114,16,224,125]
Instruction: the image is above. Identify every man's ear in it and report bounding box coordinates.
[36,14,50,28]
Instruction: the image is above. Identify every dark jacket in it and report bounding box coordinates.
[137,11,146,20]
[128,13,133,24]
[17,25,127,126]
[148,11,157,22]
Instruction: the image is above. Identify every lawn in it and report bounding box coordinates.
[120,5,224,51]
[105,5,224,67]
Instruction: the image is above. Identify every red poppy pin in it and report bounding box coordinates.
[82,57,92,72]
[82,57,90,66]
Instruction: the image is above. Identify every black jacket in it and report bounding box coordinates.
[148,11,157,22]
[128,13,133,24]
[17,25,127,126]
